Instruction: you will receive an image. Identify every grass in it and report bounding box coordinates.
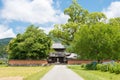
[0,65,53,80]
[24,66,53,80]
[68,65,120,80]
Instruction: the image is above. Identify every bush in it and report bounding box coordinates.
[0,60,5,64]
[81,63,86,68]
[0,60,3,64]
[85,62,97,70]
[96,62,120,74]
[100,64,108,72]
[96,64,102,70]
[82,61,120,74]
[108,64,114,73]
[114,63,120,74]
[97,63,113,72]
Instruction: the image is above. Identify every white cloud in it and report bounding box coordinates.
[0,0,68,24]
[0,25,16,39]
[102,1,120,19]
[39,26,54,34]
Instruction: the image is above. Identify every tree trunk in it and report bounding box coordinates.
[97,59,102,63]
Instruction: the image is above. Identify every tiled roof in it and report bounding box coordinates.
[52,43,65,49]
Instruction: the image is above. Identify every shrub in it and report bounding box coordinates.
[114,63,120,74]
[108,64,114,73]
[81,63,86,68]
[97,63,110,72]
[96,62,120,74]
[85,62,97,70]
[0,60,5,64]
[100,64,108,72]
[96,64,102,70]
[82,61,120,74]
[0,60,3,64]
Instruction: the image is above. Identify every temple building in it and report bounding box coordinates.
[47,43,67,64]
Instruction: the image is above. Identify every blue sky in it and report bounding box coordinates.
[0,0,120,39]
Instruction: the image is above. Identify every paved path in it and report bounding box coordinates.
[41,65,84,80]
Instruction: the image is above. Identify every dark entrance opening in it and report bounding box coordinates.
[48,56,67,63]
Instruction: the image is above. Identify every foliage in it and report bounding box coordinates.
[49,0,120,61]
[96,62,120,74]
[0,59,7,65]
[81,63,86,68]
[100,64,109,72]
[49,0,88,46]
[113,63,120,74]
[49,0,106,53]
[96,64,102,70]
[0,60,3,64]
[109,64,115,73]
[73,23,120,60]
[84,62,98,70]
[87,12,106,25]
[7,25,52,60]
[64,0,89,23]
[49,22,79,46]
[109,17,120,26]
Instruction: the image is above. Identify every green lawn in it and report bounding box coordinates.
[68,65,120,80]
[0,65,53,80]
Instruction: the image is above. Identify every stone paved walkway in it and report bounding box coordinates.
[41,65,84,80]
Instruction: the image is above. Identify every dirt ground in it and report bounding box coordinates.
[0,77,23,80]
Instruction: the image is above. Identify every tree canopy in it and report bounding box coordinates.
[49,0,120,61]
[49,0,106,52]
[7,25,51,60]
[73,23,120,61]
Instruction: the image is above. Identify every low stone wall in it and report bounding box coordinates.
[68,60,92,64]
[9,60,119,65]
[68,60,119,64]
[8,60,48,66]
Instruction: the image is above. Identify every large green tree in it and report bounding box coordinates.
[50,0,106,50]
[50,0,88,46]
[73,23,120,61]
[64,0,89,23]
[7,25,51,60]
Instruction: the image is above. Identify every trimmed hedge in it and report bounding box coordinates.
[82,62,120,74]
[96,62,120,74]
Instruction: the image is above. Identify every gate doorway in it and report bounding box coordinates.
[48,57,67,64]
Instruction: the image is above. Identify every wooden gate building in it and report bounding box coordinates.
[47,43,67,64]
